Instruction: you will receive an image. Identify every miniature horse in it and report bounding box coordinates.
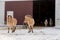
[24,15,35,33]
[7,15,17,33]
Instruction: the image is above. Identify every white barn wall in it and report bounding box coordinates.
[0,0,33,1]
[56,0,60,25]
[55,0,60,28]
[0,1,5,25]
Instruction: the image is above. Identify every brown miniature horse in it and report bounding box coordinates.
[24,15,35,33]
[7,15,17,33]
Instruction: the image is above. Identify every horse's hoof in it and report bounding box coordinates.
[12,30,15,33]
[12,31,14,33]
[28,31,31,33]
[32,31,34,33]
[8,31,9,33]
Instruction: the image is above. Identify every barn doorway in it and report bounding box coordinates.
[33,0,55,27]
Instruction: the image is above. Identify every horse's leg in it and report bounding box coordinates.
[12,26,16,33]
[8,27,10,33]
[31,25,33,33]
[11,27,13,33]
[28,25,31,33]
[13,26,16,32]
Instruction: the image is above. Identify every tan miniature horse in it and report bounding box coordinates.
[24,15,35,33]
[7,15,17,33]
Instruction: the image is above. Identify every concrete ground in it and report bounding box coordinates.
[0,26,60,40]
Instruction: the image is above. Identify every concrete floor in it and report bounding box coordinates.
[0,26,60,40]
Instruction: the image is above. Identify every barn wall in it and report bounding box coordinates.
[5,1,33,25]
[55,0,60,28]
[0,1,5,25]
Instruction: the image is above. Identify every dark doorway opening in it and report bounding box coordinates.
[33,0,55,27]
